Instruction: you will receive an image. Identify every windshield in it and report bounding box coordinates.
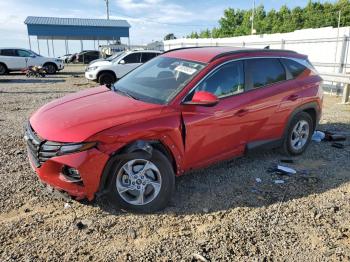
[109,51,125,61]
[113,56,206,104]
[31,50,41,57]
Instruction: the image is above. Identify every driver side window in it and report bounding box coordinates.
[17,50,32,57]
[195,61,244,98]
[123,53,141,64]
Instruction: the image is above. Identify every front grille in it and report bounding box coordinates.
[24,123,61,167]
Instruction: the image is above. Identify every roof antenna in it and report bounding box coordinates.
[264,45,270,49]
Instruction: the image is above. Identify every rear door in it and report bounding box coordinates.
[0,49,24,70]
[117,52,142,77]
[140,52,158,64]
[242,58,290,144]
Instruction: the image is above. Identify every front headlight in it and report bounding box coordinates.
[58,142,97,155]
[87,66,98,72]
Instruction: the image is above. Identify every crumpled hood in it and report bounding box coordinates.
[30,86,163,142]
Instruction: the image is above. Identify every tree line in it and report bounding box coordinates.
[186,0,350,39]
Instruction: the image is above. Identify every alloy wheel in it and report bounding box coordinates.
[116,159,162,206]
[290,120,310,151]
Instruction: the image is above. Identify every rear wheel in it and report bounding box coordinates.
[282,112,313,155]
[107,149,175,213]
[98,72,116,85]
[0,63,7,75]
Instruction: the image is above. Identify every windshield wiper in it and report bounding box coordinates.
[113,86,139,100]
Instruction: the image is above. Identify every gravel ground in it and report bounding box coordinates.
[0,66,349,261]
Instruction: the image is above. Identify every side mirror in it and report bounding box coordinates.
[119,59,125,64]
[184,91,219,107]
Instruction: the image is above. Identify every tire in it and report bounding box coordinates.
[107,149,175,213]
[44,63,57,74]
[0,63,7,75]
[98,72,116,85]
[281,111,314,156]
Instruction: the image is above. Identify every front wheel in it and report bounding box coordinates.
[98,72,116,85]
[45,63,57,74]
[107,149,175,213]
[282,112,313,156]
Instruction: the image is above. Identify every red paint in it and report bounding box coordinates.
[27,47,323,200]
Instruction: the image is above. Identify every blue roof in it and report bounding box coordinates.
[25,16,130,28]
[24,16,130,40]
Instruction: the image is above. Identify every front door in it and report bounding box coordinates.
[181,60,252,169]
[117,53,142,78]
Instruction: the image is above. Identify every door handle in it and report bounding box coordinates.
[287,94,299,101]
[235,109,249,117]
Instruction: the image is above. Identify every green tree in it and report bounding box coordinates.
[164,33,176,40]
[187,0,350,39]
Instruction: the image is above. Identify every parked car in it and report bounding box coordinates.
[67,53,77,63]
[85,50,162,85]
[25,47,323,213]
[88,51,124,66]
[58,54,72,63]
[75,50,100,64]
[0,48,64,74]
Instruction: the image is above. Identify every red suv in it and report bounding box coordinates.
[25,47,323,212]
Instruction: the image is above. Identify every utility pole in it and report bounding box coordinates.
[105,0,110,20]
[251,0,255,35]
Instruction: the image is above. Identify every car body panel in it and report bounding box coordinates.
[30,86,163,143]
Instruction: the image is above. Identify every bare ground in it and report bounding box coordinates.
[0,66,349,261]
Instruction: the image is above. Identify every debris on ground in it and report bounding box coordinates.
[127,228,137,239]
[75,221,86,230]
[268,165,297,176]
[192,253,208,262]
[277,165,297,175]
[331,142,345,149]
[312,131,325,142]
[280,159,294,164]
[324,131,346,142]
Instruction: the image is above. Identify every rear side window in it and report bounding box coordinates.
[123,53,141,64]
[141,52,158,63]
[195,60,244,98]
[281,58,309,79]
[246,58,286,89]
[0,49,16,56]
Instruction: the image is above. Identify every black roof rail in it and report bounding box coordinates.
[162,46,212,54]
[209,48,298,62]
[161,46,298,61]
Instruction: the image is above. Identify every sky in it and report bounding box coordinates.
[0,0,336,57]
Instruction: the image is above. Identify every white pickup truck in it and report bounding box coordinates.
[0,48,64,74]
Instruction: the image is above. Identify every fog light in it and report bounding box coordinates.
[62,166,82,183]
